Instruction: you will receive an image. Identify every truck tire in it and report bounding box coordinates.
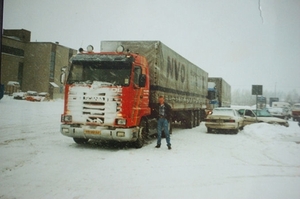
[135,118,148,148]
[73,138,89,144]
[196,110,200,126]
[185,111,194,129]
[192,111,196,127]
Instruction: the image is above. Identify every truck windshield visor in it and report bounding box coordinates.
[67,61,132,86]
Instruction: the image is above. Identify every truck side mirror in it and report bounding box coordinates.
[60,72,66,84]
[60,66,67,84]
[139,74,146,87]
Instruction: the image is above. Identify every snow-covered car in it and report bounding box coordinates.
[37,92,50,101]
[25,91,38,101]
[267,107,289,119]
[205,107,243,134]
[12,92,26,100]
[25,91,50,102]
[238,108,289,127]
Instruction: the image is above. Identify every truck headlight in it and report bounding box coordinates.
[116,131,125,137]
[116,119,126,125]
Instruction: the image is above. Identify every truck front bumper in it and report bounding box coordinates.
[60,124,139,142]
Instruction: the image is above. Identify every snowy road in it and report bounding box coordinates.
[0,96,300,199]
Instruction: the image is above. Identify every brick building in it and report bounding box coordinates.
[1,29,76,99]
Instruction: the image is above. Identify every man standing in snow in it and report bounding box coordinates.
[155,96,172,150]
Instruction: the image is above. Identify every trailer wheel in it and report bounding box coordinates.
[73,138,89,144]
[135,118,148,148]
[185,111,194,129]
[196,110,200,126]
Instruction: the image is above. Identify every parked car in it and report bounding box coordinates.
[205,107,243,134]
[25,91,50,102]
[271,101,292,119]
[267,107,289,119]
[37,92,50,101]
[12,91,26,100]
[25,91,38,101]
[238,108,289,127]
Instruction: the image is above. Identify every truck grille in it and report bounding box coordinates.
[67,85,122,125]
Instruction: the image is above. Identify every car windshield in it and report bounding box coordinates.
[67,61,132,86]
[253,109,273,117]
[212,109,235,116]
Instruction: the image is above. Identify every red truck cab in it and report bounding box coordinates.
[60,46,151,148]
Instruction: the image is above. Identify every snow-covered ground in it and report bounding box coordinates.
[1,96,300,199]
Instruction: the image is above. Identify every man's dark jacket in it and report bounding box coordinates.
[153,102,172,121]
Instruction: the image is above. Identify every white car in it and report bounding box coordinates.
[205,107,243,134]
[238,108,289,127]
[12,92,26,100]
[267,107,289,119]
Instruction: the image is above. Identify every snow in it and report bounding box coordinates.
[1,95,300,199]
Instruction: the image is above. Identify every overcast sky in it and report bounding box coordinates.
[3,0,300,94]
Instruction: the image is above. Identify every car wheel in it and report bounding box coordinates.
[207,127,212,133]
[233,129,239,134]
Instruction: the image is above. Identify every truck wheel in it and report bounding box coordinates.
[135,118,148,148]
[73,138,89,144]
[185,111,194,129]
[196,110,200,126]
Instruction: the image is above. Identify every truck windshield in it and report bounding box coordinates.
[67,61,132,86]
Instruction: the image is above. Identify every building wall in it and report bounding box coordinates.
[23,43,52,93]
[1,36,25,90]
[1,29,76,99]
[1,54,24,91]
[3,29,31,42]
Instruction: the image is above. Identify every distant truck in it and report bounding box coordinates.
[206,77,231,111]
[291,103,300,121]
[269,97,279,107]
[60,41,208,148]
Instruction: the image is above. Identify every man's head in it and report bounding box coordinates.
[158,96,164,105]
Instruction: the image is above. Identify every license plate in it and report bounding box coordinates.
[84,129,101,135]
[217,120,224,123]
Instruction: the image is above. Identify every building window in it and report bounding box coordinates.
[2,45,24,56]
[49,52,55,80]
[18,62,24,89]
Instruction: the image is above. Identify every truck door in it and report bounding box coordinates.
[132,66,149,124]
